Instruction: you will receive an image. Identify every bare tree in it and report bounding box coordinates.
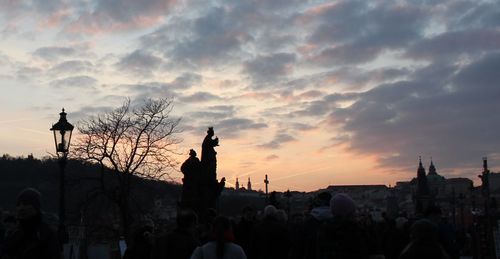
[73,97,182,242]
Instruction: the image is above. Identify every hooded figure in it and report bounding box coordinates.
[1,188,60,259]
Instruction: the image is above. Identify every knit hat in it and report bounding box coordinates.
[330,193,356,218]
[17,188,41,212]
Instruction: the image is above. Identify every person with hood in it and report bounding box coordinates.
[250,205,290,259]
[315,193,371,259]
[190,216,246,259]
[399,219,450,259]
[153,209,199,259]
[1,188,60,259]
[290,192,332,259]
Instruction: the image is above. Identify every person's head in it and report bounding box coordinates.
[3,213,16,230]
[241,206,256,220]
[16,188,42,220]
[177,209,198,231]
[330,193,356,219]
[410,219,438,243]
[276,209,288,223]
[189,149,197,157]
[207,127,214,136]
[314,192,332,207]
[263,205,277,220]
[213,216,234,258]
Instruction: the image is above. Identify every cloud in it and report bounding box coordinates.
[325,54,500,172]
[303,1,427,66]
[50,60,95,74]
[405,29,500,61]
[179,92,222,103]
[265,154,279,161]
[258,133,297,149]
[51,76,98,89]
[33,47,77,60]
[186,105,236,121]
[169,72,202,90]
[243,53,296,85]
[65,0,176,34]
[214,118,267,138]
[116,50,162,76]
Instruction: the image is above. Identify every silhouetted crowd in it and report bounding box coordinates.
[0,188,466,259]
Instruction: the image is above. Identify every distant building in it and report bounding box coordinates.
[235,178,240,190]
[488,172,500,193]
[323,184,389,209]
[247,177,252,191]
[415,157,432,214]
[444,178,473,196]
[427,159,446,197]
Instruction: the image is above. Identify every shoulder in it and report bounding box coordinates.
[226,243,247,258]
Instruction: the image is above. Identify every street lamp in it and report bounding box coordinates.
[50,108,74,245]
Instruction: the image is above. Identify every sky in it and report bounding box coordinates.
[1,0,499,192]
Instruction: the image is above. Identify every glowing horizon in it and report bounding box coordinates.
[1,0,499,192]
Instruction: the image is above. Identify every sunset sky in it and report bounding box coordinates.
[1,0,499,191]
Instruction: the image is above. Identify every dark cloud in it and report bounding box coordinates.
[169,72,202,90]
[71,105,114,121]
[325,54,500,173]
[33,47,77,60]
[51,76,98,89]
[292,92,359,117]
[50,60,95,74]
[258,133,297,149]
[186,105,236,121]
[179,92,222,103]
[65,0,176,33]
[405,29,500,61]
[165,6,251,68]
[243,53,296,85]
[304,1,427,66]
[214,118,267,138]
[116,50,162,76]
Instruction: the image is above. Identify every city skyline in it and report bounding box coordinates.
[1,0,499,191]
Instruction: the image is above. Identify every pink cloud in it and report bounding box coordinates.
[64,0,177,35]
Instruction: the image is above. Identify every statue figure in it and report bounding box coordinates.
[199,127,225,216]
[201,127,219,178]
[180,149,201,212]
[179,128,225,219]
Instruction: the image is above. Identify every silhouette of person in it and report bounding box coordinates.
[250,205,290,259]
[190,216,246,259]
[1,188,60,259]
[123,225,154,259]
[399,219,450,259]
[153,209,199,259]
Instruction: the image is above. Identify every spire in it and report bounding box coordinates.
[235,178,240,190]
[428,157,437,175]
[415,156,431,214]
[418,156,426,176]
[416,156,429,195]
[247,177,252,191]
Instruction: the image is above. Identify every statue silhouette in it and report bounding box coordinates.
[180,149,201,212]
[200,127,225,215]
[180,127,225,219]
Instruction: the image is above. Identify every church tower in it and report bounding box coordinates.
[415,156,431,214]
[235,178,240,190]
[247,177,252,191]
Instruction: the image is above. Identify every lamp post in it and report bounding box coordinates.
[50,108,74,245]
